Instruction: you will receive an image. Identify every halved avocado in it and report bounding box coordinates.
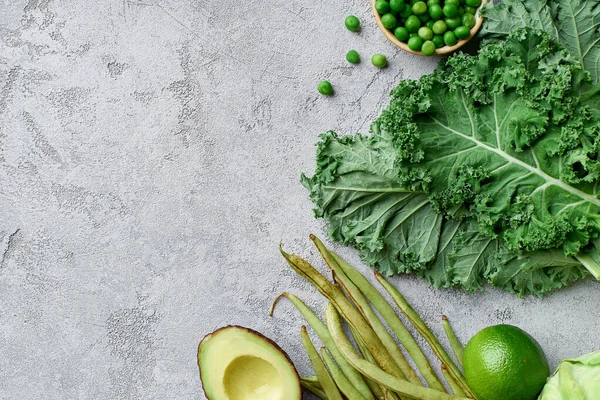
[197,325,302,400]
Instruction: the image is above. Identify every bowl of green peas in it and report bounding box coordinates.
[372,0,487,56]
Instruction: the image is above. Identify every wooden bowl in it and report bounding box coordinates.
[372,0,488,56]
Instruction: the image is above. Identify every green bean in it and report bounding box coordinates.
[320,347,368,400]
[326,303,470,400]
[375,273,477,399]
[440,364,466,397]
[301,379,328,399]
[303,375,320,384]
[270,293,374,400]
[442,315,464,366]
[311,236,420,385]
[328,250,445,391]
[280,246,408,381]
[350,326,387,399]
[301,326,344,400]
[384,388,403,400]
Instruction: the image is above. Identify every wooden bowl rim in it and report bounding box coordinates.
[372,0,488,56]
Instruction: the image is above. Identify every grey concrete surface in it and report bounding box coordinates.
[1,0,599,399]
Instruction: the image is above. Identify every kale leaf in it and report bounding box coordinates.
[480,0,600,85]
[377,29,600,271]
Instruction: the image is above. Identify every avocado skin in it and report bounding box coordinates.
[197,325,302,400]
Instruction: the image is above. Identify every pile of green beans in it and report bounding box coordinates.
[375,0,481,55]
[271,235,477,400]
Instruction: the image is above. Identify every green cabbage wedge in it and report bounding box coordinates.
[538,350,600,399]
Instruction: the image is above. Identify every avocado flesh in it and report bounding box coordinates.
[198,326,301,400]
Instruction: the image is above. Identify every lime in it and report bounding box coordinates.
[463,325,550,400]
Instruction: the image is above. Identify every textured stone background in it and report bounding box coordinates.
[1,1,599,399]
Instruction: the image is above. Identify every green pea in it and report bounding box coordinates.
[318,81,333,95]
[418,26,433,40]
[421,40,436,56]
[371,53,387,67]
[443,3,458,17]
[432,34,444,48]
[426,20,435,29]
[458,6,465,15]
[465,0,481,6]
[418,13,431,22]
[443,30,457,45]
[398,4,413,18]
[428,4,443,19]
[412,1,428,15]
[445,16,461,29]
[381,13,397,28]
[462,13,476,28]
[405,15,421,32]
[426,0,440,5]
[432,19,447,34]
[410,0,420,4]
[345,15,360,31]
[390,0,405,12]
[346,50,360,64]
[375,0,391,14]
[464,5,476,14]
[409,32,419,37]
[394,26,410,41]
[407,36,423,51]
[454,25,470,39]
[445,0,460,6]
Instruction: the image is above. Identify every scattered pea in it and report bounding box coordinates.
[345,15,360,31]
[371,53,388,67]
[421,40,436,56]
[426,20,435,29]
[465,0,481,7]
[464,5,476,14]
[318,81,333,95]
[446,0,460,6]
[346,50,360,64]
